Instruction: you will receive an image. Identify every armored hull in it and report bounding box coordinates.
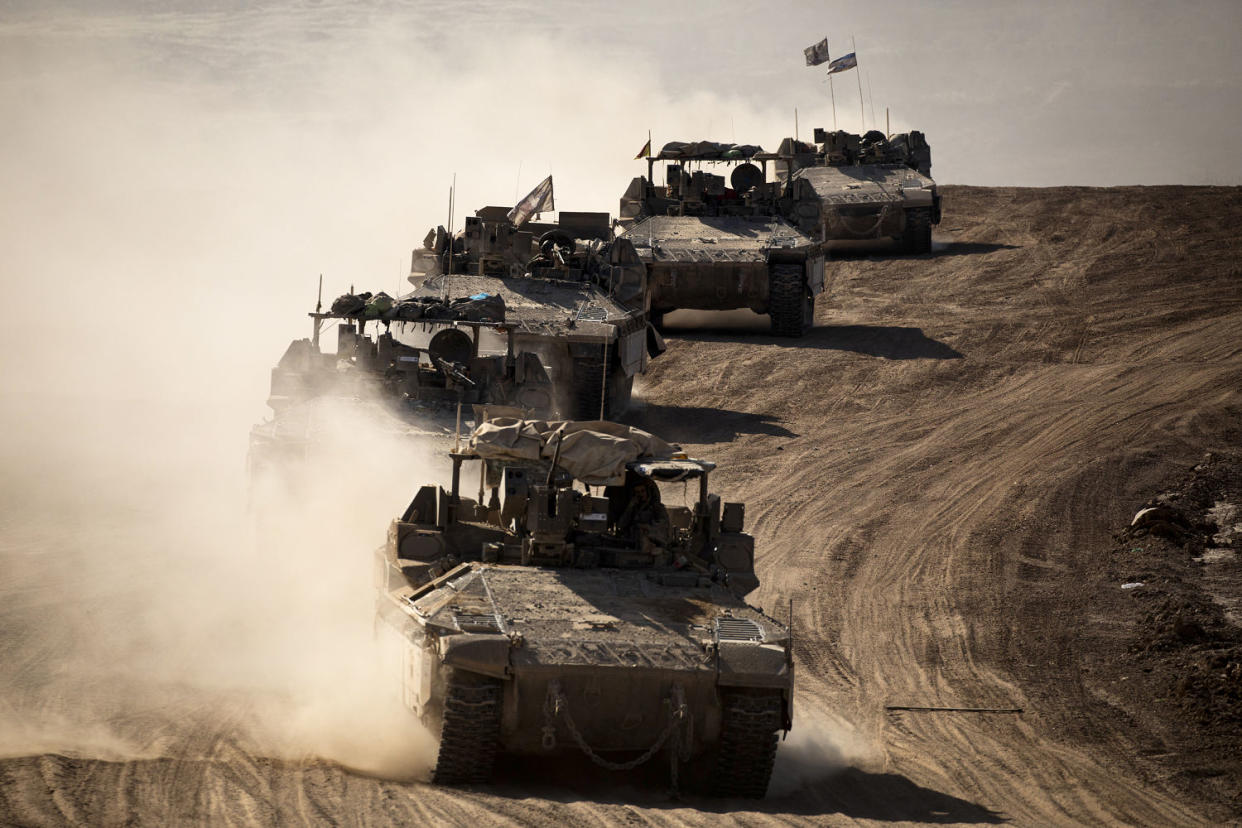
[251,208,660,477]
[373,419,795,796]
[411,270,651,419]
[789,163,939,251]
[378,563,791,785]
[621,214,824,335]
[410,205,659,420]
[778,128,942,253]
[617,141,826,337]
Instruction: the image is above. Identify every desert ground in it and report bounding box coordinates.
[2,184,1240,825]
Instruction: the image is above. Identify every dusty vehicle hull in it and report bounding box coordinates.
[778,129,942,253]
[622,215,825,336]
[788,163,939,251]
[376,562,792,792]
[252,201,661,475]
[410,271,650,420]
[248,310,558,480]
[617,142,826,337]
[373,420,794,796]
[412,207,660,419]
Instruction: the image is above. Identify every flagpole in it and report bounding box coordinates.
[853,35,864,131]
[829,75,837,130]
[866,71,876,131]
[647,129,653,184]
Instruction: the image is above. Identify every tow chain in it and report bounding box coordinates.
[837,202,894,237]
[541,681,689,790]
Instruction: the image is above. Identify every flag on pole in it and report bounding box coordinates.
[804,37,830,66]
[507,175,554,227]
[826,52,857,74]
[634,136,651,159]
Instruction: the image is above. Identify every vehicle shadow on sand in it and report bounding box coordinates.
[800,324,964,359]
[625,403,796,442]
[662,323,963,361]
[828,240,1020,260]
[931,240,1021,257]
[481,758,1007,823]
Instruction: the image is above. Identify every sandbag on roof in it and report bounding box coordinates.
[656,141,765,160]
[470,418,679,484]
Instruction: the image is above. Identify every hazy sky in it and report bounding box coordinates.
[3,1,1240,187]
[1,0,1239,405]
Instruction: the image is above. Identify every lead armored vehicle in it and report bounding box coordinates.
[775,128,941,253]
[374,419,794,796]
[617,141,826,336]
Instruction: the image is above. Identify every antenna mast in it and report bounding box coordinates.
[853,35,864,131]
[311,273,323,348]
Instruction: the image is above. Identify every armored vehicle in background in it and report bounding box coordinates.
[617,141,825,337]
[375,419,794,796]
[251,207,662,476]
[776,128,941,253]
[248,288,559,477]
[412,206,661,419]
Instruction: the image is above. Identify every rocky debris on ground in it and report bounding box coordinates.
[1095,452,1242,812]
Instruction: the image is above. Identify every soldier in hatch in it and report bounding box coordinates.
[616,478,670,548]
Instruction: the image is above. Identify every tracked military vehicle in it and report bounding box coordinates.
[374,418,794,796]
[412,206,661,419]
[248,288,559,478]
[250,205,662,475]
[617,141,825,337]
[776,128,941,253]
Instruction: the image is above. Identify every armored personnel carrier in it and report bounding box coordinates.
[247,288,559,478]
[775,128,941,253]
[250,206,663,475]
[616,141,825,337]
[412,206,661,419]
[374,418,794,796]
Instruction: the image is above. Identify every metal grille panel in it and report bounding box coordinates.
[715,617,763,642]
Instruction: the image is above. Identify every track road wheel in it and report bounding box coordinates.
[903,207,932,254]
[431,670,502,785]
[708,689,783,798]
[768,263,812,337]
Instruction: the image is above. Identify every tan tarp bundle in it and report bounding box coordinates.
[470,418,678,485]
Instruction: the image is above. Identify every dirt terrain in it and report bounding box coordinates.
[3,185,1241,825]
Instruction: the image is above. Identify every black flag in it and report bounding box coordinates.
[804,37,830,67]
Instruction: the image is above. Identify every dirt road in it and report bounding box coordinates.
[2,186,1239,825]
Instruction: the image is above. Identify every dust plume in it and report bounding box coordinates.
[768,705,878,797]
[0,391,444,779]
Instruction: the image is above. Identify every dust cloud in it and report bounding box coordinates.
[768,706,877,797]
[0,390,444,779]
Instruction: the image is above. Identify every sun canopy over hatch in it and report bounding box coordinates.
[629,458,715,482]
[469,418,681,485]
